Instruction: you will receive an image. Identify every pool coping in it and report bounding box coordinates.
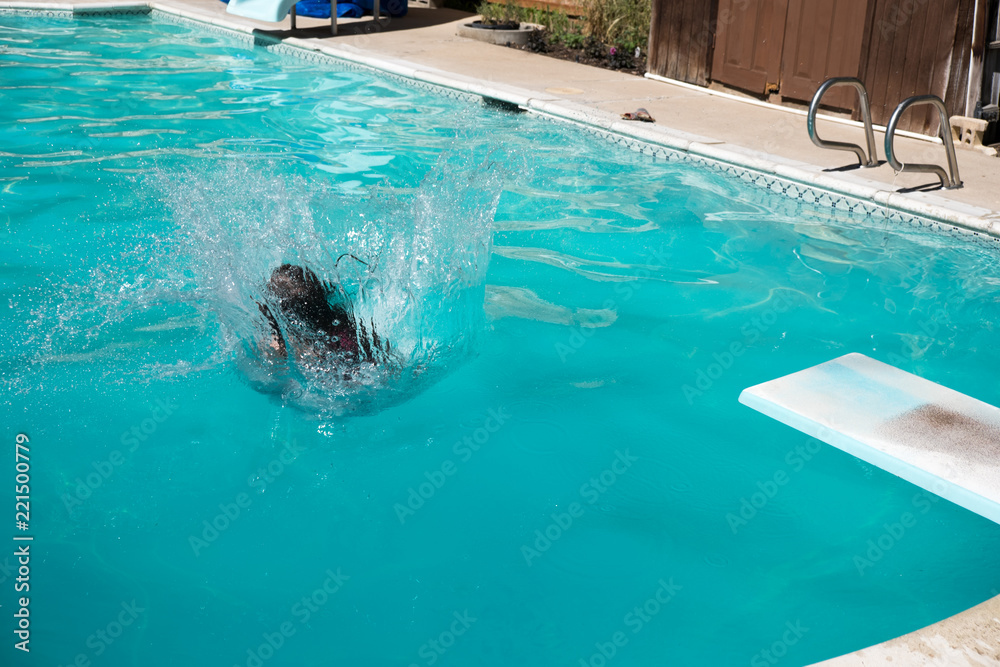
[3,3,1000,664]
[811,593,1000,666]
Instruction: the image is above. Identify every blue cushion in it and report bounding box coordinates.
[219,0,406,18]
[294,0,363,18]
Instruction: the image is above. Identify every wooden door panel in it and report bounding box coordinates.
[648,0,719,85]
[859,0,962,133]
[780,0,868,109]
[711,0,789,94]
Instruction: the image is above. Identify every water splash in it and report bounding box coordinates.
[20,147,512,417]
[160,149,508,416]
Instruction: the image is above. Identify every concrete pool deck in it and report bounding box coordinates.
[814,594,1000,666]
[3,1,1000,663]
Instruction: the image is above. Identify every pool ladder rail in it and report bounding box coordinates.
[885,95,962,189]
[807,77,879,168]
[807,77,962,189]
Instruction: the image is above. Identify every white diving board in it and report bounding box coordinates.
[225,0,384,35]
[739,353,1000,524]
[226,0,299,23]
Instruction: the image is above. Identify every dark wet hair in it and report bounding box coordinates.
[266,263,334,333]
[263,263,360,361]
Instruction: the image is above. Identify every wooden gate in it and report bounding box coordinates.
[857,0,972,134]
[648,0,984,135]
[711,0,788,95]
[780,1,868,107]
[711,0,868,110]
[647,0,719,86]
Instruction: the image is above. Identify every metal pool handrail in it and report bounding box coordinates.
[885,95,962,189]
[807,77,878,168]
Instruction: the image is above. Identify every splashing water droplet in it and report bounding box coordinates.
[22,132,525,416]
[146,147,516,417]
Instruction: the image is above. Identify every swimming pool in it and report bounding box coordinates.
[2,11,1000,666]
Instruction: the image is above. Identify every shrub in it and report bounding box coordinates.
[583,0,650,53]
[561,30,586,49]
[473,0,649,60]
[476,0,519,25]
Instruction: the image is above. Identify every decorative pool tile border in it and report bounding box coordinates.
[3,0,999,251]
[0,6,70,15]
[521,111,1000,250]
[0,2,148,14]
[265,41,481,104]
[149,7,483,103]
[151,5,256,42]
[73,5,149,14]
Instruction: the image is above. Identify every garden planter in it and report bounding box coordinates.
[456,19,543,47]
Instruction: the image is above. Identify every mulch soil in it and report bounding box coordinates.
[508,32,648,75]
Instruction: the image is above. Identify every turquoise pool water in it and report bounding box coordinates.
[2,13,1000,667]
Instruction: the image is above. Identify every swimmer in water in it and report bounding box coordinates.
[258,262,388,367]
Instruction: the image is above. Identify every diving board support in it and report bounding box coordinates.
[739,353,1000,525]
[226,0,342,35]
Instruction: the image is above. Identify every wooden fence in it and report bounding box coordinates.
[505,0,584,14]
[648,0,988,134]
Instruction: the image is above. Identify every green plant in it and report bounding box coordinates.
[525,26,548,52]
[607,44,635,69]
[582,0,651,53]
[475,1,587,42]
[561,30,586,48]
[520,6,584,47]
[476,0,520,25]
[583,35,604,59]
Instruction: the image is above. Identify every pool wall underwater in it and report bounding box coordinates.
[3,4,1000,665]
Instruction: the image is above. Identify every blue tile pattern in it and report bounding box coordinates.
[0,8,72,17]
[560,119,1000,249]
[74,7,150,15]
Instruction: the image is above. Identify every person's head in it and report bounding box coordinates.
[266,264,332,332]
